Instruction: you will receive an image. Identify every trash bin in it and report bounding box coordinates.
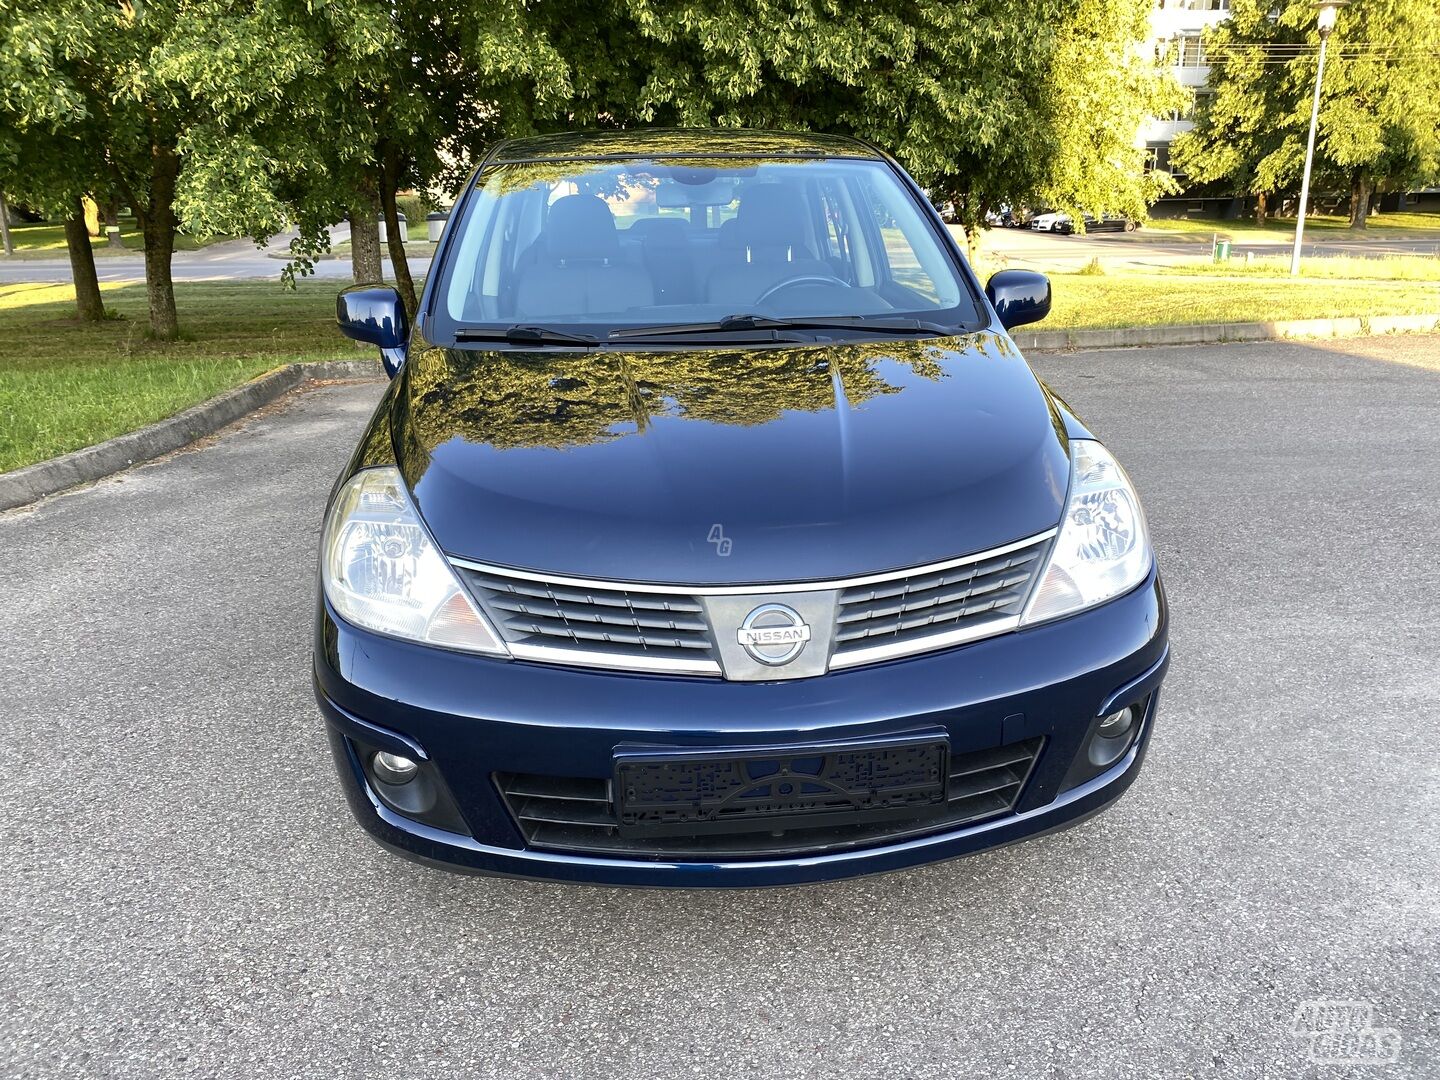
[426,211,448,243]
[1213,239,1231,263]
[378,212,408,245]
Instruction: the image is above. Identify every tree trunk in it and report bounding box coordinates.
[348,175,383,283]
[1253,191,1268,226]
[0,192,13,256]
[100,199,125,248]
[379,145,417,318]
[139,146,181,340]
[1348,172,1372,229]
[63,198,105,322]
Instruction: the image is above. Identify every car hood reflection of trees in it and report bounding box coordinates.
[395,332,1071,585]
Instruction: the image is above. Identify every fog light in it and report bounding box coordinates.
[371,750,419,785]
[1087,704,1139,769]
[1096,706,1135,740]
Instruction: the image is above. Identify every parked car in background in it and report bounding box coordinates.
[1081,213,1139,233]
[985,205,1023,228]
[1028,210,1071,233]
[928,194,959,223]
[321,128,1168,887]
[1031,212,1140,236]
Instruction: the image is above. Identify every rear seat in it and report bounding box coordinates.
[630,218,700,306]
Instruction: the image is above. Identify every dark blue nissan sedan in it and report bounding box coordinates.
[315,129,1168,887]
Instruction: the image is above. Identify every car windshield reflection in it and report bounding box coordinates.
[434,155,981,342]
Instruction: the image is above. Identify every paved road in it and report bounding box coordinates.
[0,225,432,285]
[3,337,1437,1078]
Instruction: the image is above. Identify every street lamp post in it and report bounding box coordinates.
[1290,0,1347,276]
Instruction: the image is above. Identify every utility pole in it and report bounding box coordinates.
[1290,2,1347,276]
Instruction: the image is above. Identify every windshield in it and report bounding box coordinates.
[433,155,982,341]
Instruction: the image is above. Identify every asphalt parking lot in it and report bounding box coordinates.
[3,335,1437,1078]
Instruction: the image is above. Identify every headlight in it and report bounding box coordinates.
[321,467,508,656]
[1021,439,1151,625]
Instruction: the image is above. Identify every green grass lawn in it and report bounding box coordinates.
[1156,253,1440,282]
[1,217,226,258]
[0,280,358,472]
[1144,208,1440,240]
[3,273,1438,474]
[1047,272,1440,330]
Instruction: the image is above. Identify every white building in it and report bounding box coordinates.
[1138,0,1437,211]
[1142,0,1231,207]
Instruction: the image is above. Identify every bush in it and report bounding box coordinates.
[1078,257,1106,276]
[395,194,434,224]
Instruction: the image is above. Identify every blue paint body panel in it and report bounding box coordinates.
[313,572,1168,887]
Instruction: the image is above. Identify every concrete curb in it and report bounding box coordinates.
[265,250,435,262]
[0,359,383,512]
[1015,313,1440,352]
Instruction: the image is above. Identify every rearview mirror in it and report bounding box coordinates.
[337,284,408,378]
[985,270,1051,330]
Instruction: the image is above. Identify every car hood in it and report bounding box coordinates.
[392,331,1070,585]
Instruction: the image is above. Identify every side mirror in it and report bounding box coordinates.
[337,284,408,378]
[985,270,1051,330]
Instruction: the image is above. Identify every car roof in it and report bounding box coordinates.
[487,128,884,164]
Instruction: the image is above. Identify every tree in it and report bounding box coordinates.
[1172,0,1440,228]
[483,0,1180,235]
[3,0,191,337]
[0,122,109,321]
[0,8,109,318]
[1,0,370,338]
[164,0,571,316]
[4,0,1186,338]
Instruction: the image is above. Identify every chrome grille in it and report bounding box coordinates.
[453,530,1052,677]
[830,538,1048,665]
[462,569,719,674]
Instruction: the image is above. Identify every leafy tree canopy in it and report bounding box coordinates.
[1172,0,1440,226]
[2,0,1179,336]
[489,0,1182,231]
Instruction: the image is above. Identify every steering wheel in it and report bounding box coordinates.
[755,275,851,306]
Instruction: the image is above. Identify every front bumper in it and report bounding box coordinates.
[314,570,1169,887]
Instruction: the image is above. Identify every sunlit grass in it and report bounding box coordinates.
[1144,209,1440,239]
[1156,253,1440,282]
[0,217,226,258]
[0,280,358,472]
[1047,273,1440,330]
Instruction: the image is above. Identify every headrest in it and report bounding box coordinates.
[544,194,619,262]
[733,184,810,251]
[631,217,690,247]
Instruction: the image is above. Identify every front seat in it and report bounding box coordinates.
[513,194,654,319]
[706,184,832,308]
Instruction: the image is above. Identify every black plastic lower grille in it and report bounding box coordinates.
[495,738,1043,859]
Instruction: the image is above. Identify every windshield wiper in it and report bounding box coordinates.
[607,314,960,341]
[455,325,600,346]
